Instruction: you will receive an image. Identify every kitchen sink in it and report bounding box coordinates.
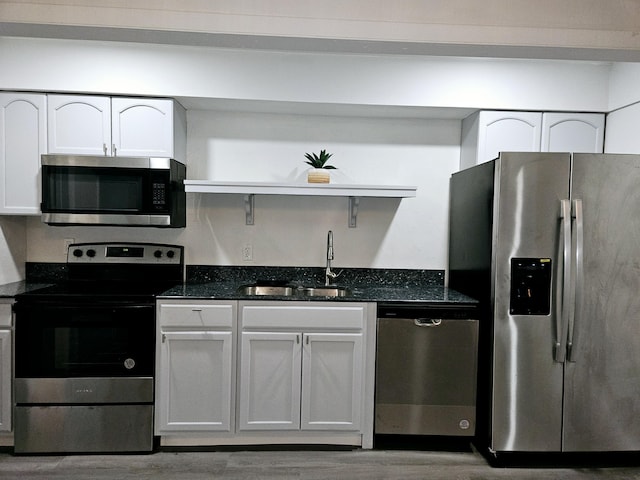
[237,284,351,298]
[300,286,351,297]
[238,285,295,296]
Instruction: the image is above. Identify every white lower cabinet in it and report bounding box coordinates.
[239,331,363,431]
[155,299,375,448]
[238,301,372,442]
[155,300,236,434]
[0,301,13,433]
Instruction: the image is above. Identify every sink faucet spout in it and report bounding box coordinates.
[325,230,339,286]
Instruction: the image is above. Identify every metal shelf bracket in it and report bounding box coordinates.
[349,196,360,228]
[245,194,255,225]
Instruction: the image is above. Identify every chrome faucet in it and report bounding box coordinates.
[325,230,340,286]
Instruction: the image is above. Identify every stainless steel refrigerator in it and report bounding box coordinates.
[448,152,640,457]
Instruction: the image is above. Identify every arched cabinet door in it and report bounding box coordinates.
[111,98,176,158]
[48,95,186,160]
[0,93,46,214]
[461,111,542,169]
[541,113,604,153]
[47,95,111,155]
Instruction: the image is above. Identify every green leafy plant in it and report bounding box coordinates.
[304,149,336,169]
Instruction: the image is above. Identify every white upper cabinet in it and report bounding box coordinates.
[460,110,605,169]
[111,97,183,158]
[541,113,605,153]
[47,95,186,161]
[461,111,542,170]
[155,300,236,435]
[47,95,111,156]
[0,92,47,215]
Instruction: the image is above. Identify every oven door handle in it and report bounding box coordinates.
[414,318,442,327]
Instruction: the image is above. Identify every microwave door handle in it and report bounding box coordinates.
[555,199,572,363]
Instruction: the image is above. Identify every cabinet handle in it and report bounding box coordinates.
[192,308,203,312]
[113,144,117,156]
[306,336,309,345]
[297,335,300,344]
[103,143,108,156]
[162,333,166,343]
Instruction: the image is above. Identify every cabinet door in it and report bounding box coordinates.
[47,95,111,155]
[0,93,46,214]
[156,331,233,432]
[541,113,604,153]
[301,333,363,431]
[238,331,301,431]
[478,111,542,164]
[111,98,175,158]
[0,329,11,432]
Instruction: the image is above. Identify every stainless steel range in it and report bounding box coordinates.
[13,242,183,454]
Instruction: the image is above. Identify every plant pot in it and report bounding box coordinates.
[307,168,331,183]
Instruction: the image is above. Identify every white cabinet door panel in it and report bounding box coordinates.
[0,93,45,214]
[111,98,174,158]
[0,330,11,432]
[541,113,604,153]
[47,95,111,155]
[301,333,363,431]
[157,331,233,432]
[239,332,301,431]
[479,111,542,164]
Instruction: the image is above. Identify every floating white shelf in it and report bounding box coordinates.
[183,180,417,227]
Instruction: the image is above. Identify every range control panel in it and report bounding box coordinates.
[67,242,183,265]
[510,257,552,315]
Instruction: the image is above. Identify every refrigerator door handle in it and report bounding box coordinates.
[555,199,572,363]
[567,199,584,362]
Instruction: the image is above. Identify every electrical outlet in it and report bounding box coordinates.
[242,243,253,261]
[63,238,75,255]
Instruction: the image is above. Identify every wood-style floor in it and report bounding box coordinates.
[3,447,640,479]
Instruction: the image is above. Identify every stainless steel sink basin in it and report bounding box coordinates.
[238,284,352,298]
[300,286,351,297]
[238,285,295,296]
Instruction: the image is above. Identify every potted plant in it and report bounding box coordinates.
[304,149,336,183]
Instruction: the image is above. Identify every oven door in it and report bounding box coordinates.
[15,302,154,380]
[13,301,156,453]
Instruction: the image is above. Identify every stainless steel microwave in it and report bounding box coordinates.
[40,155,186,227]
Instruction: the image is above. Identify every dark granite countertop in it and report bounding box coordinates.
[159,282,477,304]
[3,264,478,305]
[0,281,53,298]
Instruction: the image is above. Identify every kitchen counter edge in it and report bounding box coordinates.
[157,282,478,304]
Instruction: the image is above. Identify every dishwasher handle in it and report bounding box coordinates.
[414,318,443,327]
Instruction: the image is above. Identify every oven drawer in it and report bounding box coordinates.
[158,300,235,328]
[14,404,153,453]
[15,377,153,404]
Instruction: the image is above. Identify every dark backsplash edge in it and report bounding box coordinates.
[187,265,444,288]
[25,262,444,288]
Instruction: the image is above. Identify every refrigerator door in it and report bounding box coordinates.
[563,154,640,451]
[490,152,570,452]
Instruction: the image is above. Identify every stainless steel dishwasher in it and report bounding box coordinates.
[375,303,479,437]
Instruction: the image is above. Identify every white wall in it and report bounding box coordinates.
[0,37,611,112]
[604,63,640,154]
[0,217,26,283]
[0,36,623,272]
[26,111,460,270]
